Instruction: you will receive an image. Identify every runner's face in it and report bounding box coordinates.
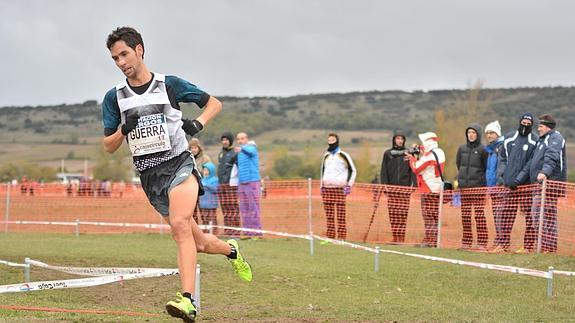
[110,41,143,79]
[221,138,230,148]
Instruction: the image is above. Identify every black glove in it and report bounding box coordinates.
[509,183,518,191]
[121,113,140,136]
[182,118,203,136]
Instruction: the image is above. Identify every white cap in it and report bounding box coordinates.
[484,120,501,137]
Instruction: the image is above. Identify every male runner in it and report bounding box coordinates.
[102,26,252,322]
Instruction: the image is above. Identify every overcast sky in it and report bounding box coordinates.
[0,0,574,107]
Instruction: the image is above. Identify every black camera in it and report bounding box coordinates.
[390,147,420,157]
[408,147,420,155]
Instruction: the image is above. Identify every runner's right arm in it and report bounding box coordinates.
[101,89,124,154]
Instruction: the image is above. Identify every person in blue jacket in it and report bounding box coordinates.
[493,113,538,253]
[234,132,262,236]
[514,114,567,253]
[200,162,219,234]
[483,120,504,249]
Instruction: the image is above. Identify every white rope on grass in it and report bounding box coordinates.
[2,221,574,277]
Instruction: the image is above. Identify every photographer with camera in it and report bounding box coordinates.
[380,130,417,243]
[456,124,489,250]
[406,132,446,248]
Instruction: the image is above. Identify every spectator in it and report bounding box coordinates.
[493,113,538,253]
[320,133,357,240]
[235,132,262,236]
[200,162,219,234]
[217,132,241,237]
[515,114,567,253]
[20,176,28,195]
[456,124,488,249]
[484,120,505,249]
[407,132,445,248]
[189,138,212,174]
[380,130,417,243]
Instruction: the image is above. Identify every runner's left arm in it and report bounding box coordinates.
[167,75,222,128]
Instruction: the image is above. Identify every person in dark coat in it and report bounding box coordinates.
[493,113,538,252]
[515,114,567,253]
[380,130,417,243]
[217,132,240,236]
[456,123,488,249]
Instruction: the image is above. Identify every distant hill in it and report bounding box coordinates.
[1,86,574,145]
[1,86,574,182]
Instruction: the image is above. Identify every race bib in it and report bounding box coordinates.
[127,113,171,156]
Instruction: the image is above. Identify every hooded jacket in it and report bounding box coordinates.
[515,130,567,184]
[496,120,538,186]
[456,124,488,188]
[237,140,261,183]
[485,136,503,187]
[380,130,416,187]
[409,132,445,194]
[200,162,219,209]
[217,132,238,185]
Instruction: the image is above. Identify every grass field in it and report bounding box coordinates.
[1,233,575,322]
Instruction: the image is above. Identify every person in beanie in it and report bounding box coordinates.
[200,162,219,234]
[493,113,538,253]
[380,130,417,243]
[484,120,505,249]
[320,133,357,240]
[217,132,241,236]
[406,132,446,248]
[515,114,567,253]
[456,124,488,249]
[189,138,212,174]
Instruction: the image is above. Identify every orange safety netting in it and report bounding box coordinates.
[1,180,574,255]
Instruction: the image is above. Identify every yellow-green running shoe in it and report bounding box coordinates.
[165,292,197,322]
[227,239,253,282]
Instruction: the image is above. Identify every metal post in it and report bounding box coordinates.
[4,182,11,233]
[308,178,314,256]
[374,246,380,272]
[537,180,547,254]
[436,183,445,248]
[24,257,30,283]
[75,219,80,238]
[208,221,214,235]
[547,266,554,298]
[195,264,201,311]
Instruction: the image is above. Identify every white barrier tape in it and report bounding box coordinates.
[312,235,562,279]
[554,270,575,277]
[0,260,27,268]
[2,221,78,226]
[26,259,177,277]
[313,235,379,253]
[214,225,312,240]
[378,249,551,279]
[0,269,178,294]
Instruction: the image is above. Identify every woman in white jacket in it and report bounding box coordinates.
[406,132,446,247]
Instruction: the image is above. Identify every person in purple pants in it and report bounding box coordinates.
[235,132,262,236]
